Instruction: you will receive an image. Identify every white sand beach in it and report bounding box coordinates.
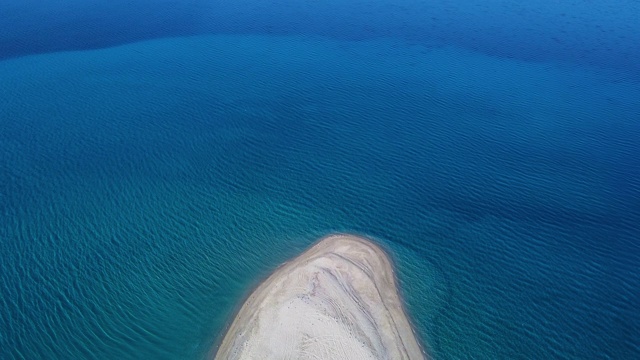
[214,234,425,359]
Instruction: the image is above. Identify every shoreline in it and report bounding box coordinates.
[212,234,426,359]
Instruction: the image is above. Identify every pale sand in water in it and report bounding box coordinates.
[214,234,425,359]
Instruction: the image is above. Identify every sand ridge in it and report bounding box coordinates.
[214,234,425,359]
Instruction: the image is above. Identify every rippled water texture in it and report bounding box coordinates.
[1,35,639,359]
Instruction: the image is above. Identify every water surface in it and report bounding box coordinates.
[1,2,639,359]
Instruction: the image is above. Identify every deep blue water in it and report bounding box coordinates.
[1,1,639,359]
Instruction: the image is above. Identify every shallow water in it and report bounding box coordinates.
[1,3,639,360]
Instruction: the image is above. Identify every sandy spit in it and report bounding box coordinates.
[213,234,426,359]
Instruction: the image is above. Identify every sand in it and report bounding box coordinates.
[214,234,425,359]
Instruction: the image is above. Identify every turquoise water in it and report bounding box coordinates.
[1,34,639,359]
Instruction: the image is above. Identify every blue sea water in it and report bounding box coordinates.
[1,1,639,359]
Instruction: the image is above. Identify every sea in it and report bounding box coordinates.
[1,1,639,359]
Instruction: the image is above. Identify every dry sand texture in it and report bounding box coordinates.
[214,234,425,359]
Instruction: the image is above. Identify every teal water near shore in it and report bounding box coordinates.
[1,34,639,359]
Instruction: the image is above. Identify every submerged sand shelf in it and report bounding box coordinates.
[214,234,425,359]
